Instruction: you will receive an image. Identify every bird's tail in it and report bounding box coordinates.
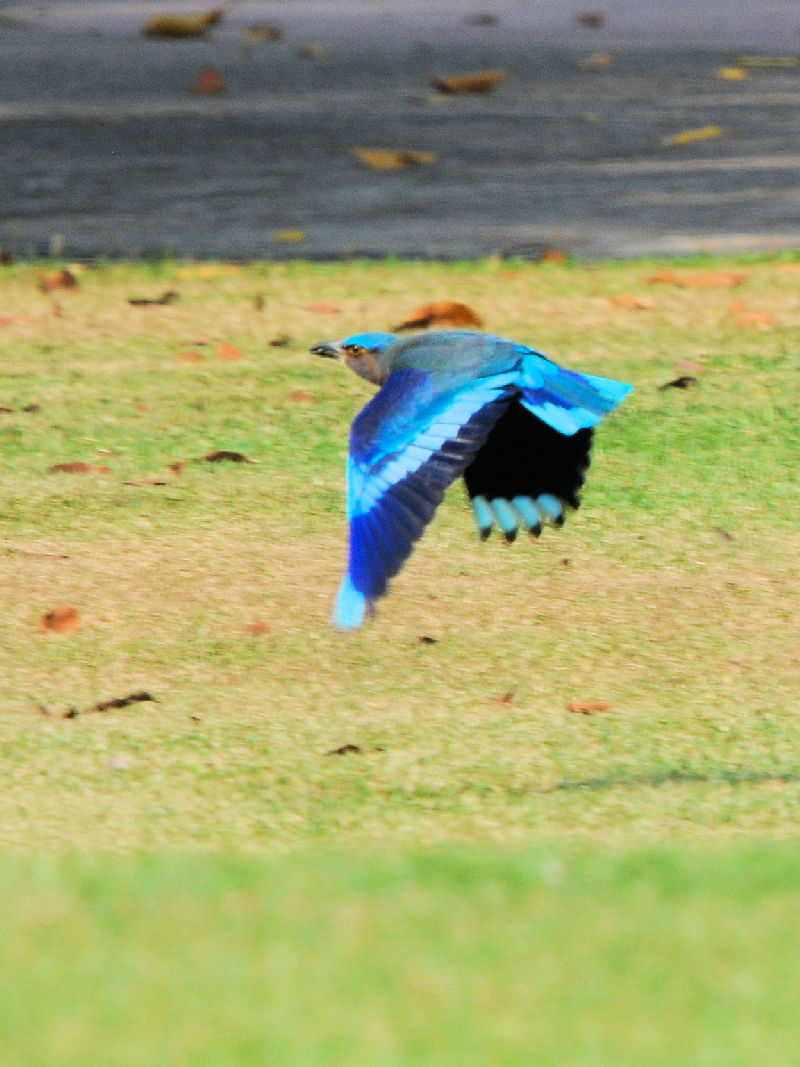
[333,574,370,630]
[521,352,632,435]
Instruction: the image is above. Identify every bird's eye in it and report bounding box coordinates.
[343,344,365,355]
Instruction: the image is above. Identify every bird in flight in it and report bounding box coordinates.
[312,330,632,629]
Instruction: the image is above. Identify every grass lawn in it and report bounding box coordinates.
[1,254,799,1062]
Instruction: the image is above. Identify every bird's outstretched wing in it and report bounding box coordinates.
[334,366,518,629]
[519,350,633,435]
[464,403,594,539]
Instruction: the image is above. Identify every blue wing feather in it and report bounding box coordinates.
[333,368,517,628]
[520,352,632,434]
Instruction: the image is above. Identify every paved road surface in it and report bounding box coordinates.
[2,0,800,259]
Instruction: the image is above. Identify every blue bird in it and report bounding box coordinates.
[311,329,632,630]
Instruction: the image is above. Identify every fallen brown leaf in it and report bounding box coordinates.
[176,349,206,362]
[537,248,569,264]
[39,605,80,634]
[128,289,178,306]
[288,389,315,405]
[492,691,514,705]
[433,69,506,94]
[143,9,221,38]
[727,302,775,328]
[567,700,610,714]
[189,66,226,94]
[297,43,328,60]
[579,52,613,70]
[658,375,698,391]
[394,300,484,330]
[607,293,654,310]
[202,450,251,463]
[714,526,735,542]
[353,147,436,170]
[217,342,243,360]
[39,269,78,292]
[326,743,362,756]
[48,461,110,474]
[269,334,291,347]
[662,125,724,146]
[243,620,271,636]
[303,302,340,313]
[575,12,606,27]
[647,270,749,288]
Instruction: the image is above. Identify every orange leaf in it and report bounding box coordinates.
[40,605,80,634]
[177,349,206,362]
[394,300,484,330]
[288,389,315,405]
[607,293,654,310]
[567,700,611,714]
[647,270,749,288]
[243,620,271,636]
[217,342,243,360]
[48,461,110,474]
[39,269,78,292]
[433,69,506,94]
[352,148,436,170]
[189,67,226,94]
[537,247,569,264]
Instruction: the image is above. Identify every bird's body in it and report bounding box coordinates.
[311,330,632,629]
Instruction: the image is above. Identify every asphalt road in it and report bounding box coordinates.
[2,0,800,260]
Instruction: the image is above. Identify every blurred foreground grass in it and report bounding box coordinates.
[1,254,799,1062]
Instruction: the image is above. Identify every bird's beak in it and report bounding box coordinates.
[310,341,341,359]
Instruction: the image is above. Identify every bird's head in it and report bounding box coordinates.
[310,332,398,386]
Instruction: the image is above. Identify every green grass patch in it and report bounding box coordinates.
[1,254,799,1061]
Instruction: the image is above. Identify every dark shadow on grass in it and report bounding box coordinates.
[544,768,800,793]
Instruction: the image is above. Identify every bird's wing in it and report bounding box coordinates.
[334,366,518,629]
[519,351,632,435]
[463,402,594,539]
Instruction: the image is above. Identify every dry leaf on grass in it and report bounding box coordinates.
[143,9,221,38]
[269,334,291,347]
[39,269,78,292]
[567,700,610,714]
[433,69,506,93]
[646,269,749,288]
[326,743,362,756]
[659,375,698,391]
[537,248,569,264]
[353,148,436,170]
[607,294,654,310]
[128,290,178,307]
[201,450,251,463]
[727,301,776,328]
[491,692,514,705]
[243,620,271,636]
[48,461,110,474]
[662,125,724,146]
[302,302,340,314]
[394,300,484,330]
[176,350,206,362]
[189,67,226,95]
[39,605,80,634]
[217,342,243,360]
[288,389,315,405]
